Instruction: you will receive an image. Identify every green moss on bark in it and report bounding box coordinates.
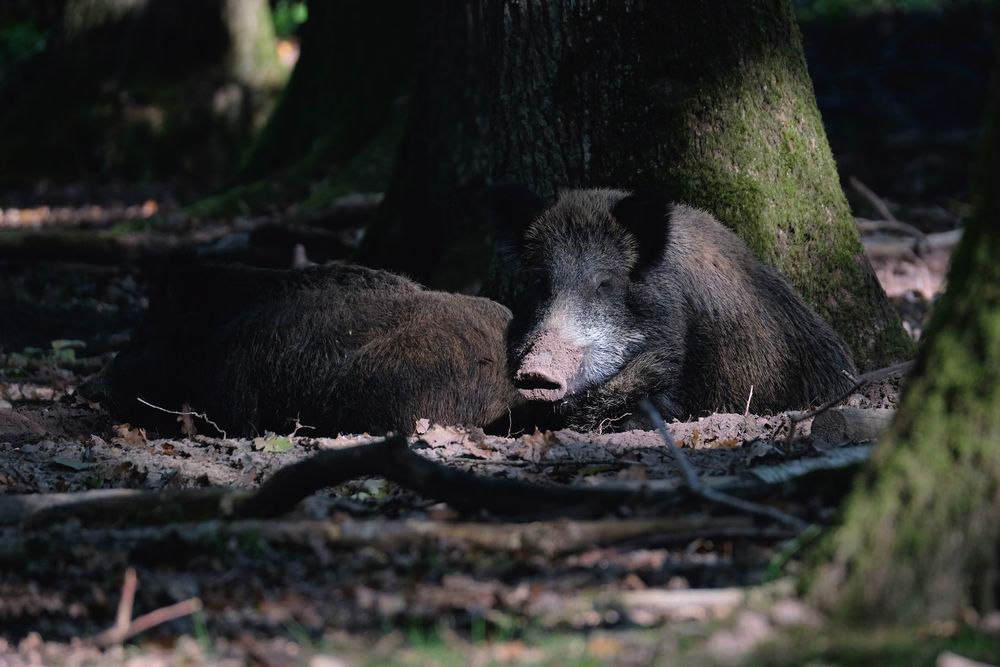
[810,59,1000,625]
[368,0,910,369]
[619,3,912,369]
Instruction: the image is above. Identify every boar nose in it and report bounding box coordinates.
[514,367,567,393]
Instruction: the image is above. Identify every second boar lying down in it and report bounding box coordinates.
[485,186,857,431]
[90,262,529,437]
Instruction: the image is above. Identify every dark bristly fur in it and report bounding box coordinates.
[484,186,857,430]
[84,262,530,437]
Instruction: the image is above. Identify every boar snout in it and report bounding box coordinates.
[515,363,566,398]
[514,331,585,402]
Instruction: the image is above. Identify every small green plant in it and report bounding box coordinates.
[0,20,48,65]
[253,434,295,453]
[1,339,86,372]
[191,610,213,655]
[50,339,86,364]
[272,0,308,38]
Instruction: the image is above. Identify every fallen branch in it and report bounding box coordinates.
[923,228,963,251]
[619,588,745,621]
[11,487,245,528]
[861,225,962,259]
[811,408,896,443]
[640,400,808,531]
[2,437,874,528]
[1,517,791,567]
[239,435,655,519]
[855,217,927,240]
[785,361,912,444]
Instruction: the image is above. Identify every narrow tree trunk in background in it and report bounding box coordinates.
[0,0,284,185]
[360,0,910,370]
[238,0,417,181]
[223,0,282,89]
[810,59,1000,624]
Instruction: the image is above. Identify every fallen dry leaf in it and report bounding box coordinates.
[512,429,559,463]
[112,423,147,447]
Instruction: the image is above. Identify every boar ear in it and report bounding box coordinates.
[611,189,675,274]
[479,183,546,243]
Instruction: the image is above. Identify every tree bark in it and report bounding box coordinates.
[237,0,418,182]
[810,57,1000,624]
[359,0,910,370]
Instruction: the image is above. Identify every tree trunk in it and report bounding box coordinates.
[0,0,284,186]
[359,0,910,370]
[810,58,1000,625]
[222,0,283,89]
[237,0,418,182]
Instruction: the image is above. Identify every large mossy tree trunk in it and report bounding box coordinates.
[358,0,910,370]
[810,60,1000,625]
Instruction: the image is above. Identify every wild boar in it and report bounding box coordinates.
[483,186,857,430]
[85,261,534,436]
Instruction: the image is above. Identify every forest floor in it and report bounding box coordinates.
[0,180,980,666]
[1,6,998,665]
[0,11,992,660]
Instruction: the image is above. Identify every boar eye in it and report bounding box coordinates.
[594,275,614,295]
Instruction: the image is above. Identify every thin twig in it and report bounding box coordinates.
[136,397,227,439]
[119,599,203,642]
[597,412,632,434]
[639,400,700,490]
[744,384,754,417]
[92,576,132,646]
[93,568,202,647]
[110,568,137,640]
[849,176,897,222]
[640,400,808,531]
[696,486,807,531]
[288,415,316,438]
